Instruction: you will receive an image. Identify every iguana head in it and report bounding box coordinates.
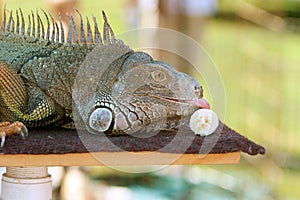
[87,51,210,135]
[70,11,210,135]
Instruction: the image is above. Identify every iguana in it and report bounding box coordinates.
[0,8,210,147]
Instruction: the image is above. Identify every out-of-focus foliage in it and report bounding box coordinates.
[219,0,300,17]
[85,166,270,200]
[202,2,300,199]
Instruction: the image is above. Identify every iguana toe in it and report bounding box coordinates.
[0,121,28,147]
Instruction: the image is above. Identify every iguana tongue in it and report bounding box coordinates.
[197,98,210,109]
[190,98,210,109]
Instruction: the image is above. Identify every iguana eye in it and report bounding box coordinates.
[151,70,166,82]
[89,107,112,132]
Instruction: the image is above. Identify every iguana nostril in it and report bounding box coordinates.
[194,85,203,98]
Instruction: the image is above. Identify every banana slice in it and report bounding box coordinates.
[189,109,219,136]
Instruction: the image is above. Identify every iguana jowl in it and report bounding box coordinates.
[0,8,210,146]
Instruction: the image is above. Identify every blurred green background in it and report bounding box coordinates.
[1,0,299,199]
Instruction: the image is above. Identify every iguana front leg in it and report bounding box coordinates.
[0,61,65,146]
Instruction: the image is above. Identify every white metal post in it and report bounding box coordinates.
[1,167,52,200]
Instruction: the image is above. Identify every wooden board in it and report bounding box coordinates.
[0,152,240,166]
[0,122,264,167]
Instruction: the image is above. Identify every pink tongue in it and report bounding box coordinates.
[196,98,210,109]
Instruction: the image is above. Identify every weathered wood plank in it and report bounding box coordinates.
[0,152,240,166]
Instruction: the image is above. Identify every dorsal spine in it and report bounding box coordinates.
[1,7,115,45]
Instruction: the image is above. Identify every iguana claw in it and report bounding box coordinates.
[0,122,28,147]
[19,125,28,140]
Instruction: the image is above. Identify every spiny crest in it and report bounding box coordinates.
[1,6,115,45]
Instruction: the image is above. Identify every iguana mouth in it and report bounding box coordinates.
[159,96,210,109]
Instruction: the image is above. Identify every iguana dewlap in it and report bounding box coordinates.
[0,8,210,146]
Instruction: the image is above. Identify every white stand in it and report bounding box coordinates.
[1,167,52,200]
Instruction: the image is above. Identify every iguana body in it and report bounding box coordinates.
[0,8,210,146]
